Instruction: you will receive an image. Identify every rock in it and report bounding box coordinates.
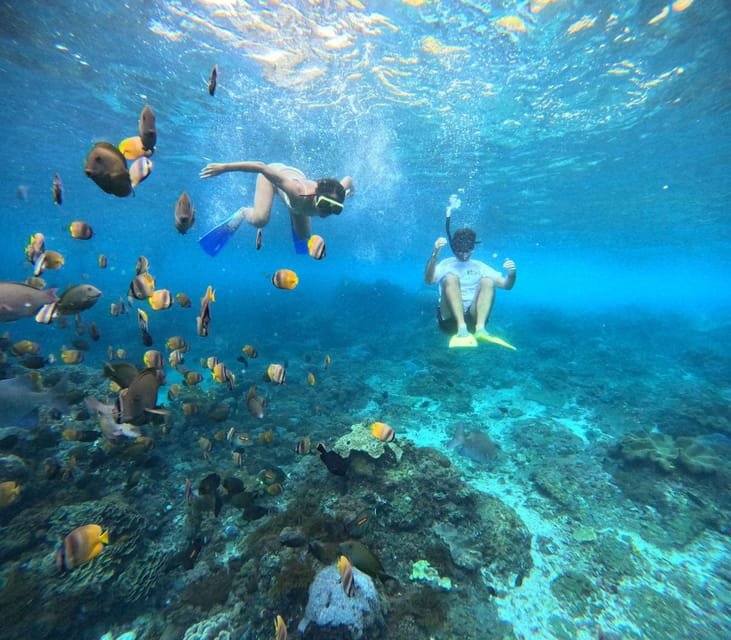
[298,565,385,639]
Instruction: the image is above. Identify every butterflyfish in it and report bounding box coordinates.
[271,269,298,290]
[56,524,109,572]
[370,421,395,443]
[69,221,93,240]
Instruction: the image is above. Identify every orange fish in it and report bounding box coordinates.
[212,362,235,389]
[149,289,173,311]
[370,421,395,443]
[69,221,93,240]
[56,524,109,571]
[266,363,286,385]
[337,555,356,597]
[307,234,326,260]
[118,135,148,160]
[60,348,84,364]
[271,269,298,290]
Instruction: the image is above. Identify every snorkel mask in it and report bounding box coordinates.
[314,178,346,215]
[314,194,344,214]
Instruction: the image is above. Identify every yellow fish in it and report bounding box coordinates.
[370,421,395,443]
[271,269,299,290]
[307,372,316,386]
[274,614,287,640]
[60,348,84,364]
[56,524,109,571]
[149,289,173,311]
[118,135,148,160]
[266,363,286,385]
[307,235,326,260]
[212,362,235,389]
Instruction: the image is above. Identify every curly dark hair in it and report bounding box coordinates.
[450,227,478,253]
[315,178,346,203]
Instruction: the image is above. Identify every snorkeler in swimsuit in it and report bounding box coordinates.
[198,161,354,256]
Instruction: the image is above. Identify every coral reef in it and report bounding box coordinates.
[614,432,723,475]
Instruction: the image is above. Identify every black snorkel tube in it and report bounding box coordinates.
[446,207,455,252]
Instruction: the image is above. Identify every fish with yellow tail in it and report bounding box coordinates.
[271,269,298,290]
[25,232,45,264]
[266,363,286,385]
[212,362,235,390]
[370,421,395,443]
[56,524,109,572]
[197,285,215,337]
[138,309,153,346]
[337,554,356,597]
[307,234,326,260]
[274,614,287,640]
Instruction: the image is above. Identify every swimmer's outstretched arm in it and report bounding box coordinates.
[200,161,311,198]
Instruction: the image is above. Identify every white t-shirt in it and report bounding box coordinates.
[434,257,501,308]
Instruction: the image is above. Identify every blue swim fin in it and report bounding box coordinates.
[290,219,309,255]
[198,208,246,257]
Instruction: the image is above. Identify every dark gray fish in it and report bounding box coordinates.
[85,142,132,197]
[0,375,68,428]
[447,424,498,465]
[0,281,58,322]
[56,284,101,314]
[114,368,160,424]
[208,64,218,96]
[138,105,156,152]
[103,361,139,389]
[174,192,195,234]
[52,173,63,205]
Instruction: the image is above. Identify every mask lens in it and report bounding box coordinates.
[315,195,344,214]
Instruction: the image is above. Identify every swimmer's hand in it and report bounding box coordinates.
[434,237,448,252]
[503,258,517,273]
[200,163,227,179]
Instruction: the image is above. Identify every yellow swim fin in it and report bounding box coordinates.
[449,333,478,348]
[475,331,516,351]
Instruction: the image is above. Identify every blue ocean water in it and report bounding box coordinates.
[0,1,729,639]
